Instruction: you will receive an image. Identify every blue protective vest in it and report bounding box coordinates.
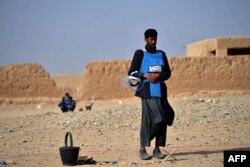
[140,51,164,97]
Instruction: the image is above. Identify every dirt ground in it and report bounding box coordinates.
[0,95,249,167]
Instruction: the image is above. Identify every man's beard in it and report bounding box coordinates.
[148,44,156,49]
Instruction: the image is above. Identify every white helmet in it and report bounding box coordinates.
[128,75,141,86]
[121,75,141,91]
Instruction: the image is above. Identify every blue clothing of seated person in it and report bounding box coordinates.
[58,93,76,112]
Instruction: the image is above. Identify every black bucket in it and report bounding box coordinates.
[59,132,80,166]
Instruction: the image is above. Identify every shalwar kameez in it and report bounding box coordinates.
[128,45,172,148]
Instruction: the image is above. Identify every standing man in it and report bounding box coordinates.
[128,29,172,160]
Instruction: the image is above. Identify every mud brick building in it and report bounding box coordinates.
[186,36,250,57]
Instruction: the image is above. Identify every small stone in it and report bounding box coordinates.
[129,161,137,166]
[199,99,205,102]
[121,161,127,165]
[6,160,16,165]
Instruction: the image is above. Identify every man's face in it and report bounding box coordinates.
[145,36,157,49]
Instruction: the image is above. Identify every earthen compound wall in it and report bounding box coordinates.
[78,56,250,100]
[1,57,249,101]
[0,64,62,98]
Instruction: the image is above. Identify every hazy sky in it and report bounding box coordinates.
[1,0,250,74]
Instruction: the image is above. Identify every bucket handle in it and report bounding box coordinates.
[64,132,73,147]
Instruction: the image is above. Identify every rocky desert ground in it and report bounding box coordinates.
[0,95,249,167]
[0,56,249,166]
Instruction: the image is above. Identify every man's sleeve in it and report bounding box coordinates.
[128,50,144,79]
[159,51,171,81]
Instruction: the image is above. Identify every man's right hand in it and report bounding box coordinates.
[144,73,159,82]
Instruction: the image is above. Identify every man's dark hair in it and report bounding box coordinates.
[144,29,158,38]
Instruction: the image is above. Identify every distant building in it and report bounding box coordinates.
[186,36,250,57]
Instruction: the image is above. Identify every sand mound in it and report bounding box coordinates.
[77,56,250,100]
